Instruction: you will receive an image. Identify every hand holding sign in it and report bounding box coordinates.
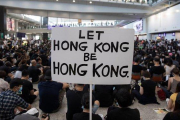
[51,28,134,85]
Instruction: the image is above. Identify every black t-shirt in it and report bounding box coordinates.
[95,85,114,107]
[20,79,33,103]
[28,66,41,83]
[38,81,63,113]
[132,65,142,73]
[163,112,180,120]
[73,112,102,120]
[40,54,48,66]
[66,90,84,120]
[141,80,156,97]
[150,66,165,76]
[0,66,11,76]
[107,107,140,120]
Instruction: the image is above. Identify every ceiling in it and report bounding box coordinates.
[1,0,180,26]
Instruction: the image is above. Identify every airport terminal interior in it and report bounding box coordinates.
[1,0,180,120]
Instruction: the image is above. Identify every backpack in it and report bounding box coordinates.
[157,88,166,101]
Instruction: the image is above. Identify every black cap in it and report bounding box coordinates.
[44,69,51,80]
[10,78,23,89]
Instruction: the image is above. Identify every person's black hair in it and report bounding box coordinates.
[134,57,141,63]
[115,88,132,108]
[22,70,29,77]
[81,93,95,109]
[143,71,151,78]
[5,61,12,67]
[154,57,160,62]
[166,58,173,66]
[10,78,23,89]
[172,68,179,75]
[0,70,6,78]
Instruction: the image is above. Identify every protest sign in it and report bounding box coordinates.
[51,28,134,84]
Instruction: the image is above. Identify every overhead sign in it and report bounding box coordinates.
[133,20,143,32]
[51,28,134,85]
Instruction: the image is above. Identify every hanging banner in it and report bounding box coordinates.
[51,28,134,85]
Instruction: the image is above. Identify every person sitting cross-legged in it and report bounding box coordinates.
[73,93,102,120]
[0,78,31,120]
[20,70,39,104]
[132,71,159,105]
[107,88,141,120]
[38,69,69,113]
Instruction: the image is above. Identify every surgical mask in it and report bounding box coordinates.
[16,87,23,95]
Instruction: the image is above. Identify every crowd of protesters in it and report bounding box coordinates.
[0,38,180,120]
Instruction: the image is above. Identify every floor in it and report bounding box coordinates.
[32,84,167,120]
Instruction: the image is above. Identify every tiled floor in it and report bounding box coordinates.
[32,84,167,120]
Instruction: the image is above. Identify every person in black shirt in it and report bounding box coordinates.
[67,84,100,120]
[107,88,140,120]
[39,51,48,66]
[94,85,114,107]
[20,70,39,104]
[132,57,143,73]
[132,71,158,105]
[163,93,180,120]
[28,60,42,83]
[66,84,85,120]
[73,93,102,120]
[150,57,165,77]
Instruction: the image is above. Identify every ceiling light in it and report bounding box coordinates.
[56,0,58,1]
[176,10,179,12]
[73,0,75,2]
[90,1,92,4]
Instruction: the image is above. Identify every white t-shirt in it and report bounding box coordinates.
[14,71,22,78]
[0,78,9,93]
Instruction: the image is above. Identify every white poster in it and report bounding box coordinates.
[51,28,134,85]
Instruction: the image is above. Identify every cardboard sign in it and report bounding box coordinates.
[51,28,134,85]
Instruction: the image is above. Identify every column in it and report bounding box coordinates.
[43,33,48,40]
[0,6,7,40]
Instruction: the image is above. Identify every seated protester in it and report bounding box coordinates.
[0,61,14,83]
[164,58,175,76]
[168,82,180,111]
[147,57,154,70]
[38,69,69,113]
[28,60,42,83]
[36,57,42,68]
[165,68,180,98]
[73,93,102,120]
[0,70,9,93]
[172,55,179,68]
[107,88,140,120]
[132,57,143,74]
[150,57,165,80]
[132,71,159,105]
[164,91,180,120]
[20,70,39,104]
[94,85,114,107]
[39,51,48,66]
[31,50,39,60]
[66,84,100,120]
[66,84,85,120]
[14,64,27,78]
[0,78,31,120]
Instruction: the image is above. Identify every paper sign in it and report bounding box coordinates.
[51,28,134,84]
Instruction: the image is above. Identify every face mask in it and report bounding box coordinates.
[16,87,23,95]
